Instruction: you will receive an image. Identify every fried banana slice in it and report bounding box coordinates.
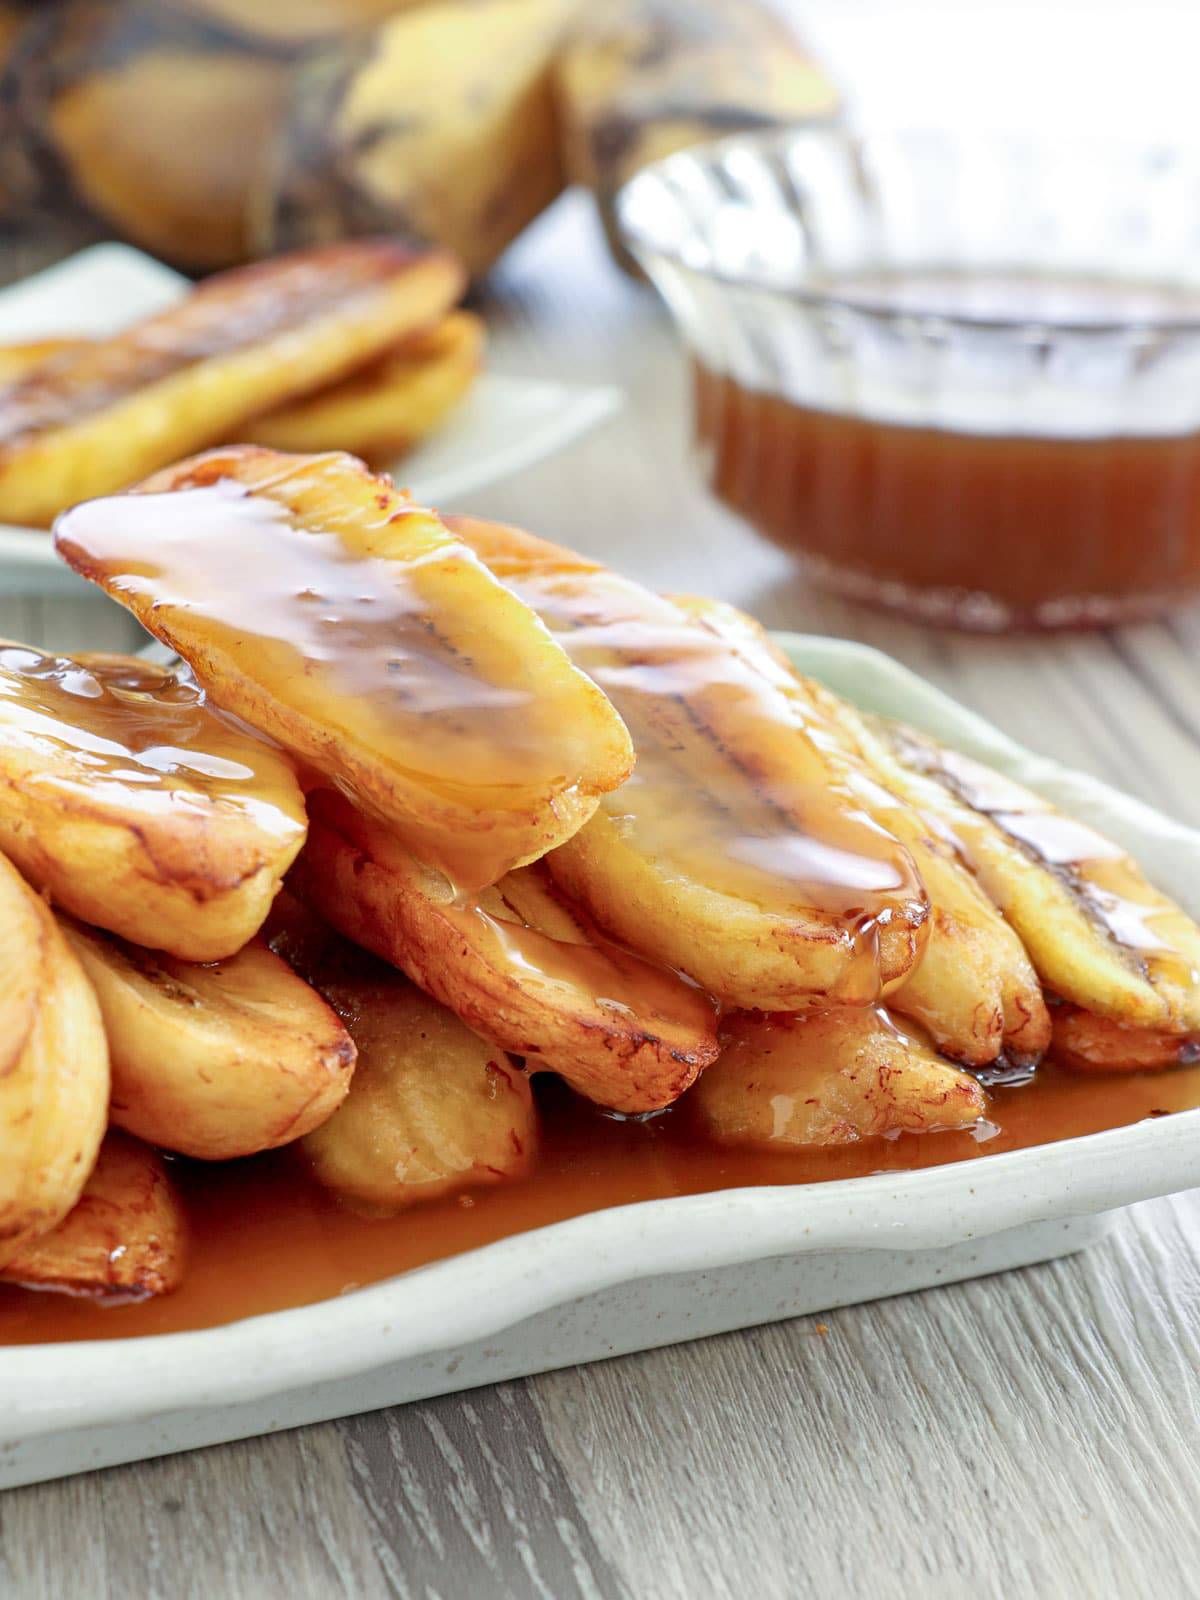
[57,448,634,893]
[269,899,538,1210]
[245,311,484,465]
[0,239,464,526]
[674,596,1050,1067]
[289,787,719,1113]
[0,641,307,962]
[692,1007,988,1149]
[0,338,87,383]
[449,515,927,1010]
[62,917,355,1161]
[1050,1004,1200,1075]
[878,722,1200,1034]
[0,854,109,1269]
[0,1132,185,1301]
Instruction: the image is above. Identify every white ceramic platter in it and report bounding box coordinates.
[0,244,622,594]
[3,633,1199,1490]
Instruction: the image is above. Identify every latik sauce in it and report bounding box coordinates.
[1,1064,1197,1346]
[695,272,1200,627]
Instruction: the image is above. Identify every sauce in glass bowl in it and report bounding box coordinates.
[620,131,1200,629]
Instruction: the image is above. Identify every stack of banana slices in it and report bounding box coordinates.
[2,444,1198,1308]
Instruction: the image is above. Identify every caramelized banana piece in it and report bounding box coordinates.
[0,1132,185,1301]
[57,449,634,893]
[246,311,484,465]
[1050,1004,1200,1075]
[449,516,927,1010]
[674,597,1050,1068]
[878,722,1200,1034]
[0,641,307,962]
[0,240,464,525]
[62,917,355,1161]
[0,854,109,1269]
[693,1008,988,1149]
[289,788,719,1113]
[270,903,537,1210]
[0,338,87,383]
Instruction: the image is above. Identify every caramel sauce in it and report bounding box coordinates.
[467,905,716,1036]
[2,1064,1196,1346]
[0,242,423,443]
[900,733,1200,990]
[695,313,1200,627]
[0,642,301,832]
[456,540,926,1002]
[56,459,629,893]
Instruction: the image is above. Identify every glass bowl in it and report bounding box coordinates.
[617,127,1200,630]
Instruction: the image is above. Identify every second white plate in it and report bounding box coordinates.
[0,244,622,594]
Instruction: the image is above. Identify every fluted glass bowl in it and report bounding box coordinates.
[617,128,1200,630]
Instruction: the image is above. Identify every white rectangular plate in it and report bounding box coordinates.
[3,634,1198,1489]
[0,244,622,594]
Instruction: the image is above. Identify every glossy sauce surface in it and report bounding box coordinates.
[56,458,630,893]
[0,642,302,831]
[2,1064,1197,1346]
[899,730,1200,992]
[694,273,1200,626]
[0,242,423,443]
[451,520,926,1003]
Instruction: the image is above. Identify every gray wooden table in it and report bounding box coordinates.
[2,199,1199,1599]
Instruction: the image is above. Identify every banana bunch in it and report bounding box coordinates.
[0,0,836,276]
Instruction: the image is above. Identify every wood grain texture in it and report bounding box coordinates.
[3,195,1200,1598]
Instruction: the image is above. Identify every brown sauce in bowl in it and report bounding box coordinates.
[694,272,1200,629]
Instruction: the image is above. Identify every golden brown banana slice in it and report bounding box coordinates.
[57,448,634,893]
[692,1008,988,1149]
[0,854,109,1269]
[674,596,1050,1068]
[0,338,87,383]
[62,917,355,1161]
[268,900,538,1210]
[879,722,1200,1034]
[0,239,464,525]
[289,787,719,1113]
[1050,1005,1200,1075]
[0,641,307,962]
[0,1132,185,1301]
[245,311,484,465]
[449,515,927,1010]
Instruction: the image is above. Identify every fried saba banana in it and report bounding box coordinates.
[693,1007,988,1150]
[290,788,719,1113]
[0,1132,186,1301]
[450,514,928,1011]
[0,311,483,469]
[0,641,307,961]
[879,723,1200,1036]
[0,852,108,1270]
[56,448,634,894]
[0,238,463,525]
[1049,1004,1200,1075]
[268,898,538,1210]
[63,917,356,1161]
[674,596,1051,1069]
[246,311,483,465]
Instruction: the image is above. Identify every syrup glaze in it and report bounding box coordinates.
[0,642,303,833]
[449,516,927,1004]
[55,454,633,893]
[895,729,1200,993]
[2,1062,1197,1346]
